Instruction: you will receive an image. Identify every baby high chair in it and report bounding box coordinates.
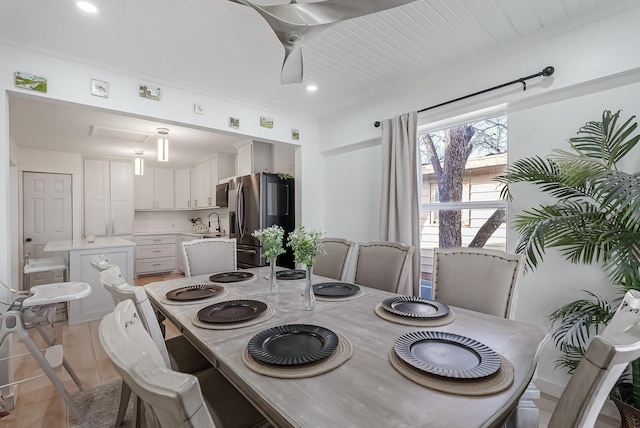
[0,279,91,423]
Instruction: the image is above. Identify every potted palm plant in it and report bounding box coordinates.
[498,110,640,422]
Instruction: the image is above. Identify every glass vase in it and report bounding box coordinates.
[269,257,278,292]
[303,264,315,310]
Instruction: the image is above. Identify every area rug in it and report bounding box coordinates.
[68,380,135,428]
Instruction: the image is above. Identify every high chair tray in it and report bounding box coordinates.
[23,282,91,306]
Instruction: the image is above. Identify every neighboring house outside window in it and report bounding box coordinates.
[417,108,507,297]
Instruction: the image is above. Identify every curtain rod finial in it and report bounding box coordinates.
[542,66,555,76]
[374,121,381,128]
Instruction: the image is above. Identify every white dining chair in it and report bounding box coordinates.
[312,237,355,281]
[181,238,237,277]
[431,247,524,319]
[99,300,268,428]
[548,289,640,427]
[352,240,414,294]
[99,264,212,427]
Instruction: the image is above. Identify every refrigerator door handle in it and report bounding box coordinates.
[237,182,245,238]
[284,184,290,216]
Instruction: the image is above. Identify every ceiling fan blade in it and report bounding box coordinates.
[229,0,418,84]
[281,45,303,84]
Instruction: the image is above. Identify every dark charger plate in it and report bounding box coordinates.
[209,271,256,283]
[165,284,224,301]
[394,331,501,379]
[275,269,306,280]
[248,324,339,366]
[313,282,360,297]
[382,296,450,319]
[197,299,267,323]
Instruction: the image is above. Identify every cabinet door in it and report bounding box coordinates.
[154,168,175,209]
[134,167,155,210]
[191,161,211,208]
[236,143,252,176]
[84,159,109,236]
[110,161,134,235]
[174,168,191,209]
[210,156,219,200]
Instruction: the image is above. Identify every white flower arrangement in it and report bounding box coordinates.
[252,225,286,262]
[287,224,326,267]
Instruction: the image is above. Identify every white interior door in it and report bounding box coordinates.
[23,172,72,284]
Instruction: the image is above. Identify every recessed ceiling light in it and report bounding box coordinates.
[77,1,98,13]
[306,84,318,92]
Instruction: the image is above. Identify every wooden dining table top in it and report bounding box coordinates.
[144,267,546,428]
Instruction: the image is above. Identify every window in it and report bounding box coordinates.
[417,106,508,297]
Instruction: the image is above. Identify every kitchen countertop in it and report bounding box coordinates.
[43,237,136,252]
[133,231,227,238]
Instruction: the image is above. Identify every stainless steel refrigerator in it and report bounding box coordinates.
[228,172,295,268]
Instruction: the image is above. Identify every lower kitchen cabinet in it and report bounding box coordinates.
[135,234,176,276]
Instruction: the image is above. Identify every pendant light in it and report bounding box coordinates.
[157,127,169,162]
[134,150,144,175]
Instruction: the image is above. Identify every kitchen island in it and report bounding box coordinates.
[44,237,135,324]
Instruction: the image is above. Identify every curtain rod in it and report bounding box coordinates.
[373,66,555,127]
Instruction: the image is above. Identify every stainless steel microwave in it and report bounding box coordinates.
[215,183,228,207]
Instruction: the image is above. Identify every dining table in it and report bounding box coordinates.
[144,267,546,428]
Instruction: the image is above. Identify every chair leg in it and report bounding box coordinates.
[17,328,85,423]
[36,325,83,390]
[115,381,131,427]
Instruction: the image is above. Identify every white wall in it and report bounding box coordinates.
[319,5,640,397]
[0,42,323,296]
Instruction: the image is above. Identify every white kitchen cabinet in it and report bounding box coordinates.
[234,140,273,176]
[65,239,135,324]
[190,160,211,208]
[134,167,174,210]
[135,234,177,276]
[84,158,134,236]
[174,168,191,209]
[191,154,235,208]
[210,153,236,188]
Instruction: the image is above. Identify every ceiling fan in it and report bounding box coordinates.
[229,0,418,84]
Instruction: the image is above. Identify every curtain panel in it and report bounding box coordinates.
[380,111,421,296]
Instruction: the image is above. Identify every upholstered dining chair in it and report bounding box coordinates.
[100,300,268,428]
[431,247,524,319]
[181,238,237,277]
[313,237,355,281]
[352,241,414,294]
[547,289,640,427]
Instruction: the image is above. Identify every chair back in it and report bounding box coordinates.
[353,241,414,293]
[99,300,216,428]
[431,247,523,319]
[549,290,640,428]
[313,238,355,281]
[99,266,171,368]
[181,238,237,277]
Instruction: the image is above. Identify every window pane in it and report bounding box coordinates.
[417,113,507,298]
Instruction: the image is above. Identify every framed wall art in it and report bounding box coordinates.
[91,79,109,98]
[260,116,274,129]
[15,71,47,93]
[139,84,161,101]
[229,117,240,129]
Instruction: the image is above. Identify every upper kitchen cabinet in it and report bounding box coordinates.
[234,140,273,176]
[190,153,235,208]
[84,158,134,236]
[174,168,191,209]
[134,167,174,210]
[190,160,210,209]
[210,153,236,188]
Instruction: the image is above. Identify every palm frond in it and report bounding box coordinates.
[590,171,640,224]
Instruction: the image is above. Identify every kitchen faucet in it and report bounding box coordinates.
[208,211,221,233]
